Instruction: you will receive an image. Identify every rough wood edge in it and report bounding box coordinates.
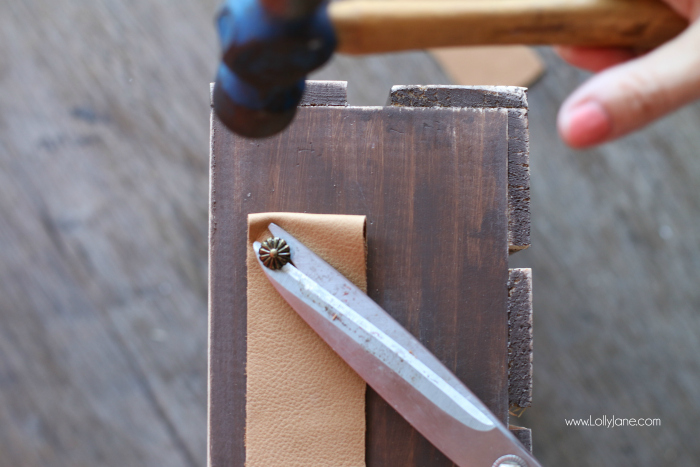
[300,80,348,106]
[389,85,527,109]
[509,426,533,453]
[507,108,531,253]
[209,105,247,467]
[508,268,533,409]
[209,80,348,108]
[388,85,530,253]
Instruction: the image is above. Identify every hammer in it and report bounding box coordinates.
[214,0,686,138]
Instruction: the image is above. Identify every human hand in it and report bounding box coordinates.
[556,1,700,148]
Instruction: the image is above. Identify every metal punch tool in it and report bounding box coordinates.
[253,223,541,467]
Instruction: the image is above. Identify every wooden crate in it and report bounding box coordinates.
[208,81,533,466]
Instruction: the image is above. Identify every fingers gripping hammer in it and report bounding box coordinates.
[213,0,686,138]
[213,0,335,138]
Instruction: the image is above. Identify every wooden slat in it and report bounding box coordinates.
[299,80,349,106]
[389,85,531,253]
[507,108,531,252]
[209,81,511,467]
[508,268,533,408]
[509,426,533,453]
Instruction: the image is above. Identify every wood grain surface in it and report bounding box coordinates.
[509,426,533,453]
[299,80,349,106]
[388,84,531,253]
[331,0,687,53]
[508,268,533,409]
[209,92,511,467]
[2,0,700,465]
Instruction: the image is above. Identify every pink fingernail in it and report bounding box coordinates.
[560,101,611,148]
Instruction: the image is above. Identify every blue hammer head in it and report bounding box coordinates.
[213,0,337,138]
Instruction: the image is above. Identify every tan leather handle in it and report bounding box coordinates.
[331,0,688,54]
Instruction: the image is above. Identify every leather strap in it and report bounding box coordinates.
[246,212,367,466]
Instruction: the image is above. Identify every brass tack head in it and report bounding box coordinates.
[259,237,291,270]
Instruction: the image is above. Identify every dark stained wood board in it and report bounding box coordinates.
[508,268,533,409]
[209,85,512,466]
[389,85,531,253]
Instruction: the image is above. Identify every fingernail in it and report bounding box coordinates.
[559,101,612,148]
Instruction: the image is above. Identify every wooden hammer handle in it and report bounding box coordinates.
[331,0,688,54]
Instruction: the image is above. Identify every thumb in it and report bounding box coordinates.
[558,21,700,148]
